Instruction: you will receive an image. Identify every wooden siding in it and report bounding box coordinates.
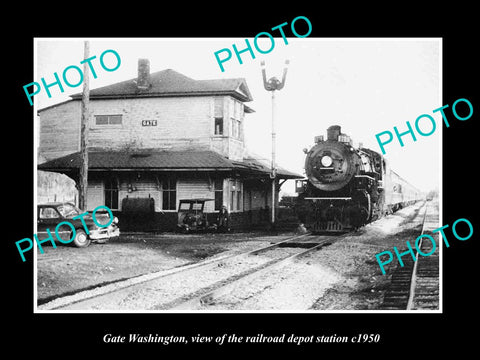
[86,179,104,211]
[210,136,229,157]
[228,137,245,161]
[87,175,259,214]
[38,101,81,161]
[248,189,270,210]
[88,97,212,151]
[84,174,236,214]
[38,95,248,161]
[118,178,162,212]
[177,178,215,212]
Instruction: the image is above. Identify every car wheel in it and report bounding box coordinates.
[73,229,91,248]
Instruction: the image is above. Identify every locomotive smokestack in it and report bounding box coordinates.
[327,125,341,141]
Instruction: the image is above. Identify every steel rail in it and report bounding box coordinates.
[406,202,429,310]
[38,232,314,310]
[167,235,338,310]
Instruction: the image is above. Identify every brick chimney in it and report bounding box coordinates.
[137,59,150,90]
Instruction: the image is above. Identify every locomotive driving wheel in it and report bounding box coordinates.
[352,191,371,227]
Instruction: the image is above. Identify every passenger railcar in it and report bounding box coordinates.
[295,125,422,233]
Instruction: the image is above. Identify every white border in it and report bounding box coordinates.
[33,37,443,314]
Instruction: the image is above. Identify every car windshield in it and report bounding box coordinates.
[57,203,80,218]
[192,203,203,210]
[179,202,191,211]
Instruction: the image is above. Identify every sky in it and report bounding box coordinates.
[34,38,441,194]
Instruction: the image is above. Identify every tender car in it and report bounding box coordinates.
[176,198,217,233]
[37,202,120,247]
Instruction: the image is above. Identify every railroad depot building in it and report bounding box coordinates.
[38,59,301,230]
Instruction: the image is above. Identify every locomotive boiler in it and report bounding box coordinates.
[296,125,421,233]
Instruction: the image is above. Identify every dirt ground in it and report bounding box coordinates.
[36,231,293,303]
[37,201,432,311]
[309,202,427,310]
[192,203,428,311]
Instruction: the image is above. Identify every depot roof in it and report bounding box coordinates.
[38,68,255,114]
[38,150,302,179]
[70,68,254,104]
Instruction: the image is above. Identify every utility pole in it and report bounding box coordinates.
[79,40,90,210]
[271,89,276,228]
[261,60,289,230]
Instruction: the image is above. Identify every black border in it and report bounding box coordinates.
[7,6,478,354]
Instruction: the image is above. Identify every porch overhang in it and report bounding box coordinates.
[38,150,303,180]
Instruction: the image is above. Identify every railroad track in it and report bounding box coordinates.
[38,232,339,311]
[162,235,336,310]
[380,201,440,310]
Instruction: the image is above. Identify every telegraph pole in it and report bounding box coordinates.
[261,60,289,230]
[79,40,90,210]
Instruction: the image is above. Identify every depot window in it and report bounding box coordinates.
[214,97,224,135]
[214,117,223,135]
[214,179,223,211]
[95,114,122,126]
[162,179,177,211]
[231,118,241,139]
[105,177,119,210]
[229,99,243,140]
[229,179,242,212]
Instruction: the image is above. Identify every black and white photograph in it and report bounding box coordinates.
[32,37,442,313]
[7,8,478,354]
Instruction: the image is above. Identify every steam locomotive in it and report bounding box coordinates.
[295,125,422,233]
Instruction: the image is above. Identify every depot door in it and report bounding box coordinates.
[104,177,119,210]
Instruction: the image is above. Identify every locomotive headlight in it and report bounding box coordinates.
[320,155,333,167]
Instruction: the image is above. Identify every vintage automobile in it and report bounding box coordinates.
[176,198,218,233]
[37,202,120,247]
